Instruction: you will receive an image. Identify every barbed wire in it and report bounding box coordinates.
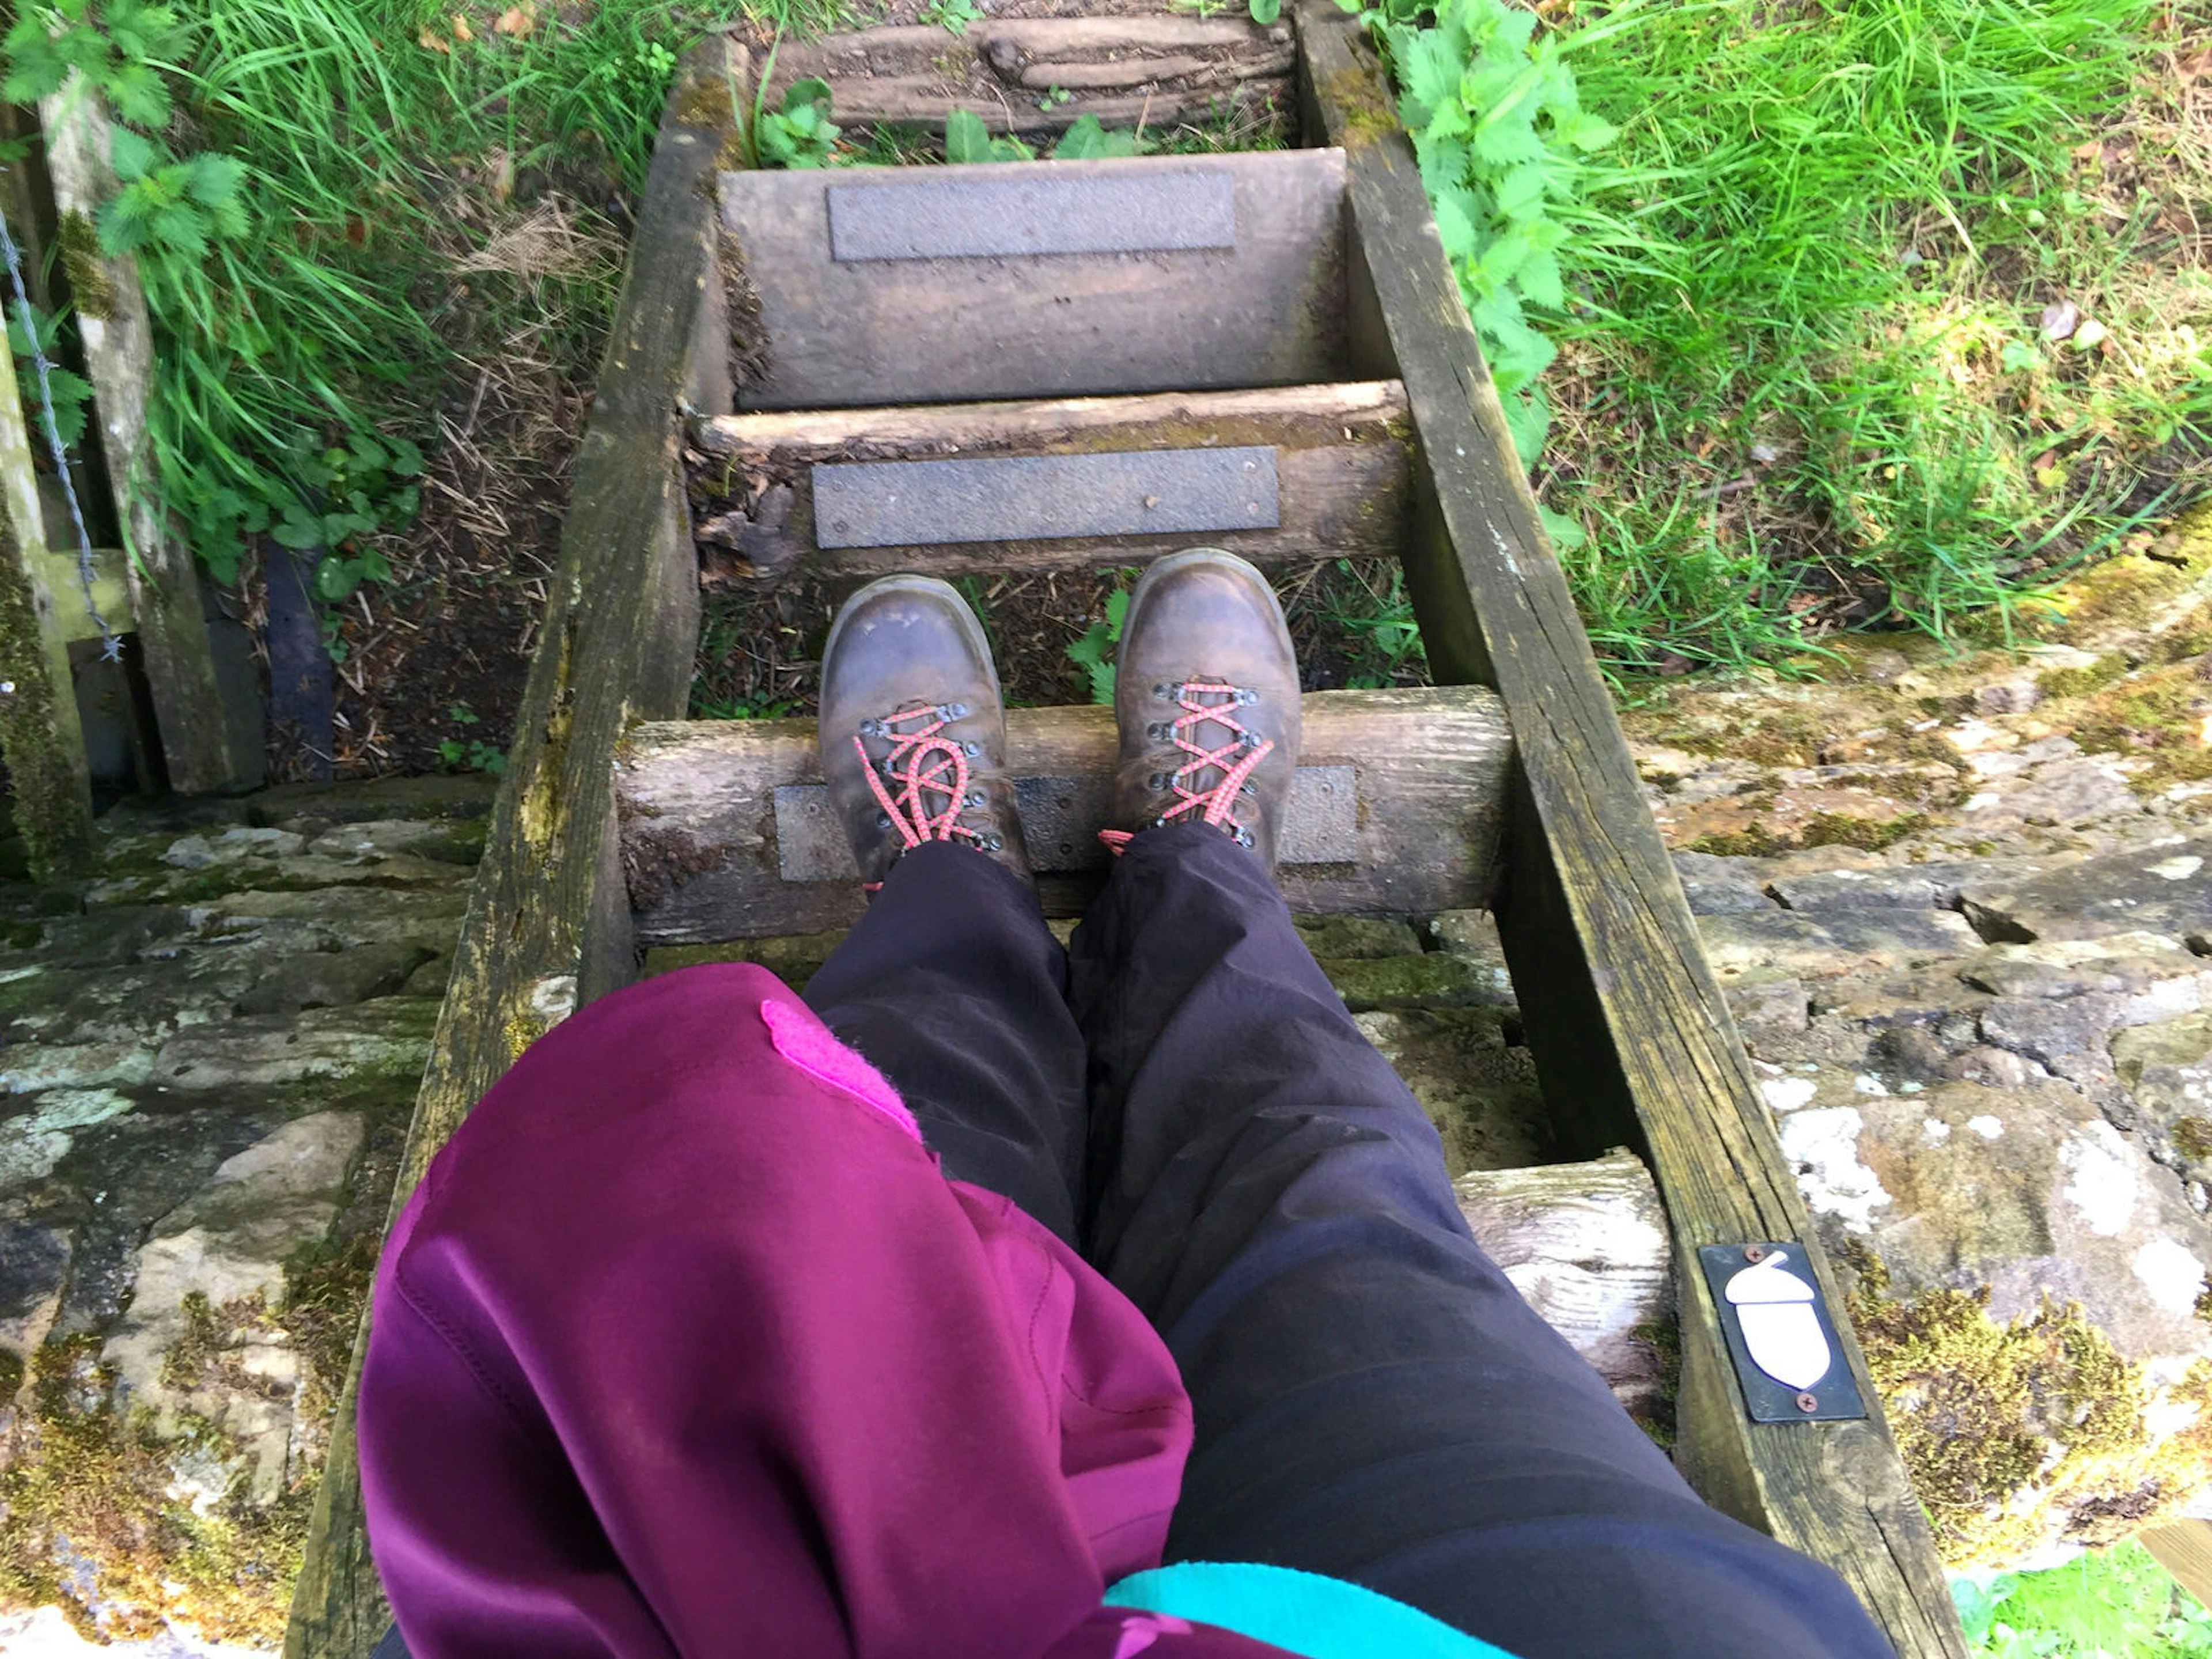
[0,198,122,662]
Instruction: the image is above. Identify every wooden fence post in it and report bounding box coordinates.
[37,74,238,794]
[0,315,93,876]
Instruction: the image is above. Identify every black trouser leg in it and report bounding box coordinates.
[1066,823,1893,1659]
[804,840,1089,1247]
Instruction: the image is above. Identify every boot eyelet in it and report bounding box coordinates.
[875,813,892,829]
[1236,688,1258,706]
[1146,722,1169,740]
[944,702,970,719]
[966,790,984,808]
[858,719,881,737]
[1148,772,1169,791]
[963,741,980,758]
[983,834,1003,851]
[1240,782,1256,797]
[1152,682,1170,699]
[1234,827,1255,848]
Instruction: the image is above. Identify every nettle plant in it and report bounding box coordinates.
[1343,0,1613,467]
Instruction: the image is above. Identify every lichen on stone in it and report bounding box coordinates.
[0,1334,310,1645]
[1845,1246,2208,1567]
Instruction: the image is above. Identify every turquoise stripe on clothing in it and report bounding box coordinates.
[1106,1562,1521,1659]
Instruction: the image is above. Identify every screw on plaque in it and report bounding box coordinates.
[1743,1244,1766,1262]
[1796,1393,1819,1413]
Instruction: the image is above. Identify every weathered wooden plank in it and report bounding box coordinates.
[2144,1521,2212,1615]
[618,686,1511,943]
[0,315,93,876]
[1293,9,1967,1655]
[38,76,238,794]
[767,17,1295,139]
[688,381,1412,579]
[279,39,748,1659]
[722,149,1347,409]
[33,544,127,643]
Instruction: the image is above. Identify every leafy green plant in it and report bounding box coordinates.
[1319,560,1425,688]
[945,107,1035,164]
[756,76,842,169]
[1349,0,1613,465]
[1,0,184,128]
[920,0,979,36]
[1249,0,1283,22]
[437,702,506,775]
[1066,585,1130,704]
[1051,114,1142,161]
[6,301,92,449]
[100,127,247,258]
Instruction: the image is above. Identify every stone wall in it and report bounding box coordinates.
[0,777,490,1648]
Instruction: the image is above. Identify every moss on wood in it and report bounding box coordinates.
[54,211,114,323]
[0,516,91,880]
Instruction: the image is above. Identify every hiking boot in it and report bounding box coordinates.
[1105,548,1302,870]
[819,575,1030,889]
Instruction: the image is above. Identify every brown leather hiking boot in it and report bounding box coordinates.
[1105,548,1302,870]
[819,575,1030,889]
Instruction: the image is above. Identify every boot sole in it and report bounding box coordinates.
[820,574,1006,727]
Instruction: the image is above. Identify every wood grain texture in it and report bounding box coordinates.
[1294,9,1966,1654]
[688,381,1411,579]
[617,686,1511,942]
[767,17,1294,138]
[279,40,747,1659]
[0,317,93,874]
[1453,1149,1672,1420]
[2143,1521,2212,1615]
[38,76,237,793]
[722,149,1347,409]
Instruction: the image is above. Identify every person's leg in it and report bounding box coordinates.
[800,573,1089,1245]
[1070,828,1890,1659]
[804,840,1088,1246]
[1070,550,1891,1659]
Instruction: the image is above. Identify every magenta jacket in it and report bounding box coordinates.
[357,965,1310,1658]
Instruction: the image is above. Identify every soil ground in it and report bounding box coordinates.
[691,556,1430,718]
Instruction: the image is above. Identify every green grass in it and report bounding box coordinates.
[1517,0,2210,675]
[23,0,827,588]
[1955,1541,2212,1656]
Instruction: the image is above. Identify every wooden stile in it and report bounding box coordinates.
[617,687,1512,942]
[688,381,1413,579]
[278,12,1970,1654]
[720,148,1349,408]
[1294,8,1965,1654]
[764,17,1296,140]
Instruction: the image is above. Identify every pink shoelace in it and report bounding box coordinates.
[855,701,993,859]
[1099,677,1273,855]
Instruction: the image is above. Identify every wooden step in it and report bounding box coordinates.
[763,17,1296,142]
[687,381,1411,581]
[721,149,1347,410]
[616,687,1510,944]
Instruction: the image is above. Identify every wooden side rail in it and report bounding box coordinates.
[1291,7,1966,1654]
[279,37,749,1659]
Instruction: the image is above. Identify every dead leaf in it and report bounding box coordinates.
[452,13,474,40]
[495,6,535,35]
[418,25,450,51]
[2040,298,2080,342]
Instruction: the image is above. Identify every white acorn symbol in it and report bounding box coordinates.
[1724,1249,1832,1392]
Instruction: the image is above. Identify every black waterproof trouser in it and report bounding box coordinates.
[799,825,1895,1659]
